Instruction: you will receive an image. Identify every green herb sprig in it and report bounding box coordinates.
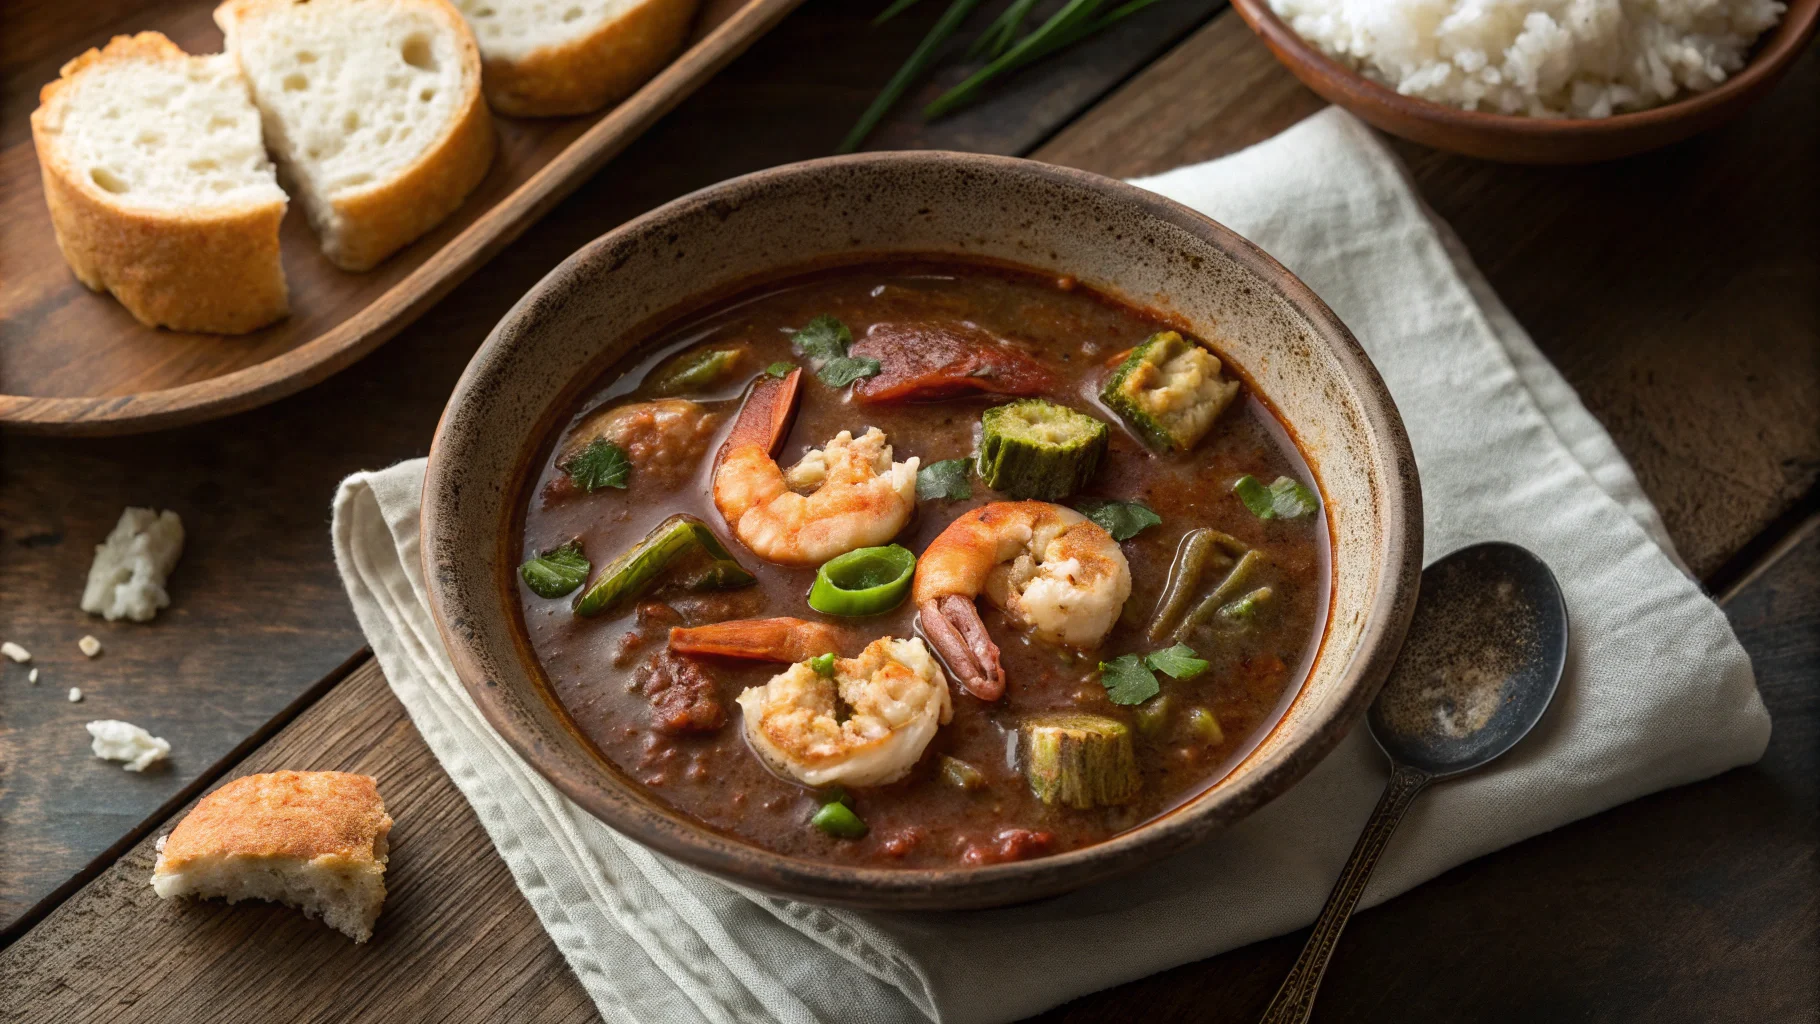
[1097,643,1208,705]
[917,458,974,501]
[790,314,882,388]
[1074,497,1161,541]
[841,0,1163,153]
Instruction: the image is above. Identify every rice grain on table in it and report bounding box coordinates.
[1269,0,1785,117]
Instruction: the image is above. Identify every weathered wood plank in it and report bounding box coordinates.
[1035,13,1820,582]
[0,660,599,1024]
[0,0,1223,935]
[1036,512,1820,1024]
[5,512,1812,1023]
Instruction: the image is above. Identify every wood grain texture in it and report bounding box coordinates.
[0,0,1225,938]
[0,0,807,434]
[0,660,599,1024]
[1037,13,1820,581]
[4,6,1816,1021]
[3,517,1811,1023]
[1035,513,1820,1024]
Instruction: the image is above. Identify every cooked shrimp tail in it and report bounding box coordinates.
[713,368,919,566]
[913,500,1132,700]
[668,617,844,663]
[717,366,803,465]
[918,595,1004,700]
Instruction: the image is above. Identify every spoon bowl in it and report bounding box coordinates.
[1261,542,1568,1023]
[1368,542,1568,776]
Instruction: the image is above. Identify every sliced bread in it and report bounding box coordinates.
[451,0,699,117]
[215,0,496,272]
[30,33,289,334]
[151,770,393,942]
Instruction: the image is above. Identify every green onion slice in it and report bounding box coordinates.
[807,544,916,617]
[808,652,837,676]
[573,515,754,617]
[651,347,741,396]
[811,800,868,839]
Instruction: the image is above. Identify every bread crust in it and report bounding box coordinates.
[480,0,699,118]
[30,33,289,335]
[215,0,498,272]
[156,770,392,867]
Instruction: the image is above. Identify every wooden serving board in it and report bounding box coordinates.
[0,0,805,435]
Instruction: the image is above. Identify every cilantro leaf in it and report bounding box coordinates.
[916,458,973,501]
[1145,643,1209,680]
[562,438,632,492]
[816,355,882,387]
[520,541,590,599]
[1233,474,1319,520]
[791,315,853,364]
[765,361,795,378]
[1074,498,1162,541]
[1098,653,1160,705]
[789,315,881,388]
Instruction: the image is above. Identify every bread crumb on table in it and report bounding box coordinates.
[68,687,83,703]
[87,720,170,771]
[2,641,30,663]
[79,635,103,657]
[81,508,184,623]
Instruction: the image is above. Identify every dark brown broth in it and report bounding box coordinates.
[518,262,1329,868]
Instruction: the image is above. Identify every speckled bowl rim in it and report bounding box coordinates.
[422,151,1424,910]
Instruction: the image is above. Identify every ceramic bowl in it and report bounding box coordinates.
[421,151,1424,910]
[1231,0,1820,164]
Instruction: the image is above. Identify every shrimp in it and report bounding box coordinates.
[556,398,721,492]
[713,368,919,565]
[913,501,1132,700]
[736,637,952,787]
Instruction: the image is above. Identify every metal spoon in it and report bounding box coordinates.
[1260,541,1569,1024]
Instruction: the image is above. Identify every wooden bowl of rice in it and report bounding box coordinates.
[1230,0,1818,163]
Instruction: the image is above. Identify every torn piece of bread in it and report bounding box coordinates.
[29,32,289,334]
[152,771,392,942]
[215,0,496,271]
[451,0,699,117]
[82,507,185,623]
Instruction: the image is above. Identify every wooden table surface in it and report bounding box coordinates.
[2,3,1815,1021]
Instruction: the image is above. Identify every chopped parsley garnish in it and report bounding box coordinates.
[1075,498,1162,541]
[1233,474,1319,520]
[765,361,795,378]
[519,541,590,599]
[916,458,974,501]
[1099,643,1209,705]
[1144,643,1208,680]
[1098,653,1160,706]
[562,438,632,492]
[790,314,881,388]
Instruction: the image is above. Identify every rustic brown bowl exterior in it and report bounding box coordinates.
[421,151,1424,910]
[1231,0,1819,164]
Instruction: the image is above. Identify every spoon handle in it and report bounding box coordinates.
[1259,762,1432,1024]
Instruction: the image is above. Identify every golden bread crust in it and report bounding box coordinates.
[30,33,289,334]
[480,0,698,117]
[157,770,392,868]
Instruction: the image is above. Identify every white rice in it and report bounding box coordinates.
[1269,0,1785,117]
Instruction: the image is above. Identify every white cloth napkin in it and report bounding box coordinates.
[332,108,1770,1024]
